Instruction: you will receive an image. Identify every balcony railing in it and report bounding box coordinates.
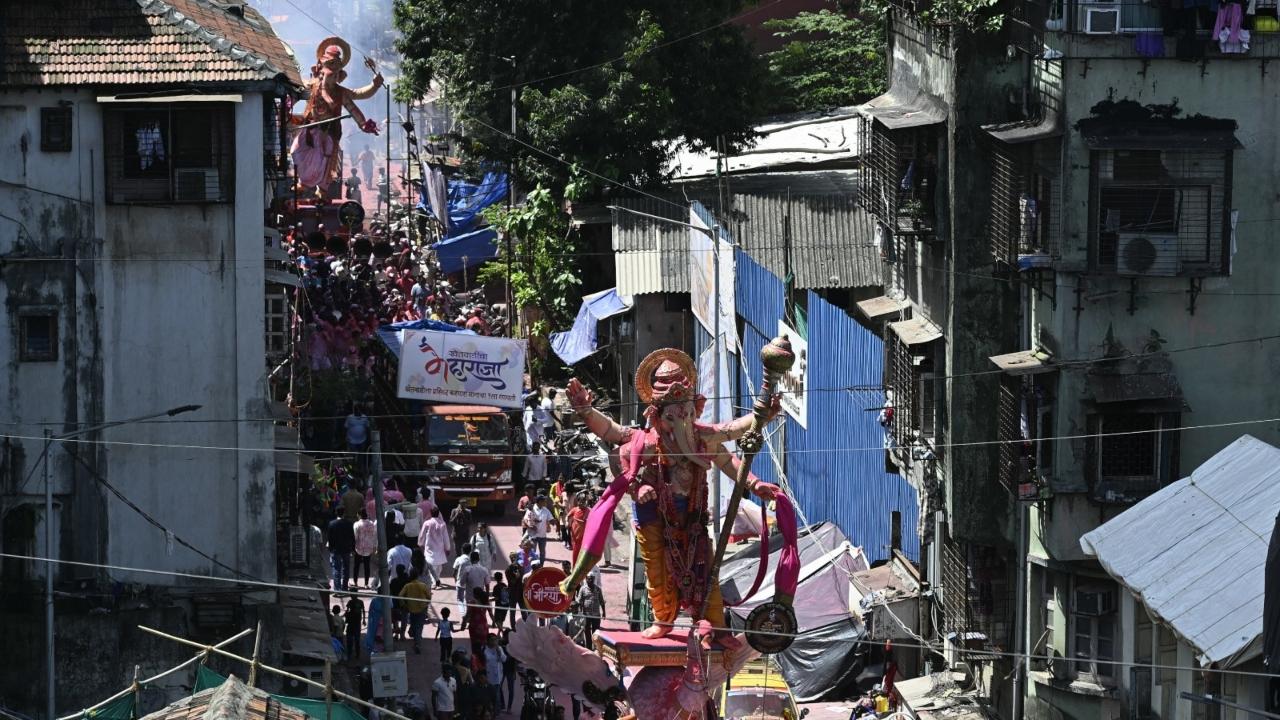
[1020,0,1280,56]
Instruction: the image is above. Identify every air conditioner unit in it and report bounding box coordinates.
[1073,588,1116,616]
[1117,232,1179,276]
[1080,4,1121,33]
[174,167,222,201]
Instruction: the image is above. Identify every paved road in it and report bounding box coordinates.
[352,500,634,716]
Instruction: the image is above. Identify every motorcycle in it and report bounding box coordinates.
[520,669,561,720]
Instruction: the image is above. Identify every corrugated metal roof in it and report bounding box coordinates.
[611,197,689,295]
[612,177,880,293]
[670,107,862,178]
[724,190,879,290]
[1080,434,1280,667]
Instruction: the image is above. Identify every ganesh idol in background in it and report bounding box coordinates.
[291,37,382,200]
[560,349,783,643]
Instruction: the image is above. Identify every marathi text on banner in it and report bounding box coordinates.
[688,204,738,351]
[396,329,527,409]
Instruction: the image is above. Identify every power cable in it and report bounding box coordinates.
[4,550,1276,679]
[2,413,1278,460]
[3,329,1277,430]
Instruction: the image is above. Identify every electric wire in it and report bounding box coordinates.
[2,413,1278,461]
[5,550,1275,680]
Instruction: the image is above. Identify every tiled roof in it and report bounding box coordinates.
[140,675,311,720]
[0,0,303,88]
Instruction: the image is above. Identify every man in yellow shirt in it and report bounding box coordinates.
[400,570,434,653]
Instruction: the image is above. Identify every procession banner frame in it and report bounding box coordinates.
[396,328,527,409]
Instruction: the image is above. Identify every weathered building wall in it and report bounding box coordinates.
[0,91,275,589]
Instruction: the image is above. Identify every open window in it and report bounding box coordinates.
[984,118,1063,268]
[103,103,235,204]
[1085,411,1180,504]
[992,349,1056,499]
[1082,120,1238,277]
[1070,577,1118,684]
[885,317,941,450]
[859,89,944,237]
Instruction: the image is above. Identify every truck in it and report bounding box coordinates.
[422,404,515,512]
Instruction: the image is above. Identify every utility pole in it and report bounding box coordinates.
[44,405,201,720]
[506,57,517,338]
[44,429,53,720]
[370,431,394,650]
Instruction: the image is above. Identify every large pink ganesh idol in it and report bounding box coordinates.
[290,37,382,197]
[559,348,783,641]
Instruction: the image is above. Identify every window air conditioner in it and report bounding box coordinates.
[1081,4,1121,33]
[1073,588,1116,616]
[174,167,222,201]
[1117,232,1179,276]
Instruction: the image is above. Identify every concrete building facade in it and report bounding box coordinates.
[862,3,1280,719]
[0,1,302,714]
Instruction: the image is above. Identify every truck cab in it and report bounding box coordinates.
[423,404,514,509]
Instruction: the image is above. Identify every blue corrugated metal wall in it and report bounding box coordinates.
[734,250,920,562]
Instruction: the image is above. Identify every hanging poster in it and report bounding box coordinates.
[688,204,738,351]
[396,328,527,409]
[777,319,808,428]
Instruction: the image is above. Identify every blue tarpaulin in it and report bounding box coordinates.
[422,171,510,274]
[376,318,471,358]
[433,227,499,275]
[551,288,634,365]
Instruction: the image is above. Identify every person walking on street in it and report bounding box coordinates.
[388,564,409,640]
[538,388,559,438]
[418,506,450,588]
[449,502,473,560]
[326,508,354,591]
[343,595,364,662]
[435,607,455,664]
[470,521,500,572]
[453,544,473,621]
[388,536,414,586]
[504,555,524,628]
[401,569,434,654]
[567,493,589,557]
[344,403,371,468]
[482,634,507,712]
[466,587,491,657]
[490,572,510,629]
[341,481,364,522]
[500,631,518,710]
[576,573,605,643]
[523,495,553,564]
[353,508,377,588]
[431,666,457,720]
[357,147,375,190]
[344,167,362,200]
[460,550,490,613]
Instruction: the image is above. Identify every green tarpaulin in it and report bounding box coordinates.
[80,694,135,720]
[194,667,364,720]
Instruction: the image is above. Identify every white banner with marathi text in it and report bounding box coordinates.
[396,329,527,409]
[777,319,808,428]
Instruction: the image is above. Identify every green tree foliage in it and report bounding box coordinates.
[393,0,769,193]
[762,5,887,114]
[476,186,580,338]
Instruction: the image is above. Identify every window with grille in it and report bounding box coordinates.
[18,310,57,362]
[989,140,1062,266]
[997,375,1054,496]
[1086,412,1179,503]
[1071,578,1118,682]
[265,288,291,358]
[860,117,938,235]
[103,103,235,204]
[884,331,936,449]
[41,107,73,152]
[1089,147,1233,277]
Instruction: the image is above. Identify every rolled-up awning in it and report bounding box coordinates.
[860,85,947,130]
